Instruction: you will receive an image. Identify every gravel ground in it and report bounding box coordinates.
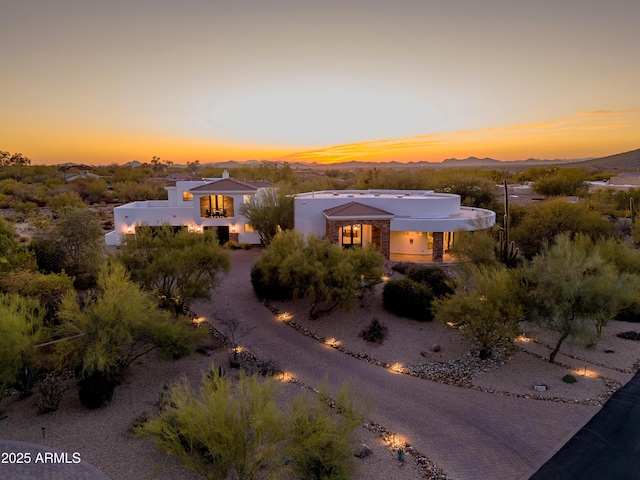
[0,344,423,480]
[269,284,640,404]
[4,265,640,479]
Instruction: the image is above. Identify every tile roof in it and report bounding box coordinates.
[323,201,394,218]
[189,178,258,192]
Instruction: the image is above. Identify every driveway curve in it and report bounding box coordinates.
[196,250,599,480]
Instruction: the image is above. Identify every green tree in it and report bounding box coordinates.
[448,228,498,266]
[523,234,615,362]
[511,198,613,257]
[532,168,589,197]
[32,207,105,288]
[0,294,45,399]
[430,171,497,209]
[55,262,202,407]
[137,369,288,480]
[239,187,294,245]
[117,226,230,315]
[434,266,522,359]
[0,270,74,324]
[46,191,85,213]
[0,151,31,166]
[0,217,37,272]
[254,231,384,318]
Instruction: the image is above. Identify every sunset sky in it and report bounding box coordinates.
[1,0,639,165]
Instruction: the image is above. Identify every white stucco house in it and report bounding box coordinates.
[294,189,496,261]
[105,171,269,246]
[106,177,496,262]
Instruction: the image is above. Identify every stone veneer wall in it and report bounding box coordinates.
[326,219,391,259]
[229,232,239,243]
[432,232,444,262]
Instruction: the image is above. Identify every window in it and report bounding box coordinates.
[243,194,251,204]
[342,224,362,248]
[244,224,254,233]
[183,191,193,201]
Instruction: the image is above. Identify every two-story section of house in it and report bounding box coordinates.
[105,171,269,246]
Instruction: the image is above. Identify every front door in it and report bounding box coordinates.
[216,226,230,245]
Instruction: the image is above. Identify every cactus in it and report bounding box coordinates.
[499,180,519,266]
[631,197,636,224]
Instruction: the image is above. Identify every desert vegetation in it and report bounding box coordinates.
[5,157,640,478]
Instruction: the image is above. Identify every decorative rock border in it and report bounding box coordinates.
[203,321,451,480]
[264,300,620,407]
[521,336,638,374]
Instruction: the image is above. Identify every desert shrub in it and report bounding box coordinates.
[391,262,411,274]
[617,331,640,341]
[287,384,361,480]
[77,370,118,409]
[562,374,577,384]
[615,302,640,323]
[382,278,434,321]
[250,264,293,300]
[137,371,363,480]
[359,318,388,343]
[407,265,453,298]
[36,380,65,414]
[137,369,288,480]
[224,240,241,250]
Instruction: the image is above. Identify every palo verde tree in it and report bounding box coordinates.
[253,230,385,318]
[55,262,204,408]
[574,236,639,336]
[434,265,523,359]
[137,369,362,480]
[238,187,294,246]
[522,234,622,363]
[117,226,230,315]
[0,294,45,400]
[286,383,362,480]
[137,369,288,480]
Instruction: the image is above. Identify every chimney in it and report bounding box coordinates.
[222,170,229,179]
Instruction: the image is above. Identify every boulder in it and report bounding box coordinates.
[354,444,373,458]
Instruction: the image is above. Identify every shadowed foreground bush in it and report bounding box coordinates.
[136,369,362,480]
[383,278,434,321]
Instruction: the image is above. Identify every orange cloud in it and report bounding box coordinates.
[275,135,443,163]
[579,109,640,115]
[273,115,640,164]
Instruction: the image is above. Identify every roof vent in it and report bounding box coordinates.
[333,193,339,196]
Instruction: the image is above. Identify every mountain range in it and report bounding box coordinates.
[123,148,640,171]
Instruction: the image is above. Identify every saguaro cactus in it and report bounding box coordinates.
[499,179,519,266]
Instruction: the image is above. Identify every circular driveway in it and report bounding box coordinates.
[198,250,600,480]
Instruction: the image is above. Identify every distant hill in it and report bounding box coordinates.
[440,156,588,167]
[124,148,639,171]
[563,149,640,170]
[197,157,586,171]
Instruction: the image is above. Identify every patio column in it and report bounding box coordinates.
[433,232,444,262]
